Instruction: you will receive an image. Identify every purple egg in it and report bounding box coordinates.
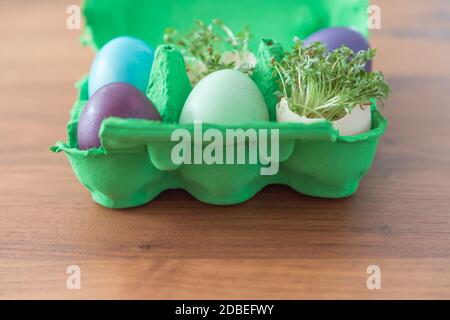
[304,27,372,71]
[77,83,161,150]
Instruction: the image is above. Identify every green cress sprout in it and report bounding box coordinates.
[272,40,391,121]
[164,19,254,85]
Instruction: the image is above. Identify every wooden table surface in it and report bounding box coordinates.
[1,0,450,299]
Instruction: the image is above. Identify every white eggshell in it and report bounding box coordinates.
[276,98,372,136]
[276,98,325,124]
[332,105,372,136]
[220,51,257,69]
[184,57,207,84]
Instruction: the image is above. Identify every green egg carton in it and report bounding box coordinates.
[52,0,387,209]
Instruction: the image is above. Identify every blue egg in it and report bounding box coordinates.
[88,36,154,97]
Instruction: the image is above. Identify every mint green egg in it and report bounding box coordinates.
[179,69,269,124]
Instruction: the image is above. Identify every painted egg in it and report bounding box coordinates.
[78,83,161,150]
[179,69,269,124]
[276,98,371,136]
[304,27,372,71]
[88,36,154,97]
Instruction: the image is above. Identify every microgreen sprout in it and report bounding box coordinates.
[272,40,391,121]
[164,20,254,85]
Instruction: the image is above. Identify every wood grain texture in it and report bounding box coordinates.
[1,0,450,299]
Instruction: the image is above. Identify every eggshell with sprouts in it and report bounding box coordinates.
[276,98,371,136]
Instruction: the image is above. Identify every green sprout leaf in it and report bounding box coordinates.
[272,40,391,121]
[164,20,254,85]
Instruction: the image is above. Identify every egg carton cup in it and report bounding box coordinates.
[52,0,386,208]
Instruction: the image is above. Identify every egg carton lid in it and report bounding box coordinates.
[80,0,369,51]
